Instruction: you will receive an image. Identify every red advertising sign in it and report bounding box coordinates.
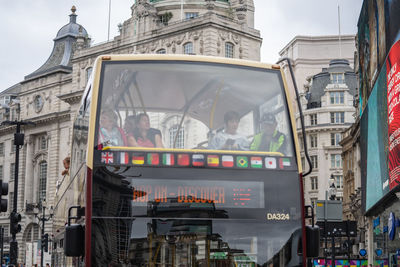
[387,40,400,189]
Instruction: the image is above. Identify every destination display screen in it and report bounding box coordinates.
[130,179,265,209]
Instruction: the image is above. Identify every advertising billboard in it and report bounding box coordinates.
[358,0,400,113]
[358,0,400,212]
[360,61,389,212]
[387,40,400,189]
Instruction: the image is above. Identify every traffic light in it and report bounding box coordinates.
[0,180,8,212]
[10,212,21,235]
[42,233,49,252]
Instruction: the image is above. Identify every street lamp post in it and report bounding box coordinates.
[35,200,53,267]
[328,175,336,267]
[1,119,35,266]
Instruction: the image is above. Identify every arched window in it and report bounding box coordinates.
[183,42,193,55]
[169,125,185,149]
[24,223,39,242]
[157,49,166,54]
[38,161,47,202]
[86,67,93,83]
[225,42,234,58]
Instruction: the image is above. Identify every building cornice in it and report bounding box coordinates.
[300,123,354,132]
[0,111,71,135]
[19,78,73,97]
[279,35,356,56]
[57,90,84,105]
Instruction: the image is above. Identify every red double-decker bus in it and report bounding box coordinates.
[52,55,318,267]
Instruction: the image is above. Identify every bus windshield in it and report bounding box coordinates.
[96,60,294,156]
[89,58,303,266]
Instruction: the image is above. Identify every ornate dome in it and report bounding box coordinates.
[55,6,88,41]
[25,6,89,81]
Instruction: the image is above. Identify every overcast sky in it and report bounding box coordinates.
[0,0,363,91]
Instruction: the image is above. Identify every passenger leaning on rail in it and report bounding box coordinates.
[250,113,287,153]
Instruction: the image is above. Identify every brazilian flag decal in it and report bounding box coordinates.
[236,156,248,168]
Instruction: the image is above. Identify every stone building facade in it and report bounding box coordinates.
[297,59,358,210]
[0,0,261,262]
[278,36,358,223]
[279,35,356,90]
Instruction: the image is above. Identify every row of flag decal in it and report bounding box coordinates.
[100,151,292,169]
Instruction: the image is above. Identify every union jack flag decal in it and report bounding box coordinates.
[101,152,114,164]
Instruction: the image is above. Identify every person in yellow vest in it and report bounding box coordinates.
[250,112,287,153]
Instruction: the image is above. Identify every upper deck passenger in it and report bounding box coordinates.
[98,109,127,146]
[250,113,287,153]
[209,111,249,150]
[133,113,164,148]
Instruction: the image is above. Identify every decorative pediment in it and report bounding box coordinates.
[33,151,48,165]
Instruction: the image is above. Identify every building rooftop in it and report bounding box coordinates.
[306,59,357,108]
[24,6,88,81]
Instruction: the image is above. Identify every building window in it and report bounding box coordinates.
[0,166,3,180]
[310,155,318,169]
[334,175,343,189]
[156,49,166,54]
[301,157,305,170]
[310,114,317,125]
[9,192,13,213]
[39,136,47,150]
[158,12,172,25]
[38,161,47,202]
[10,163,14,180]
[25,224,39,242]
[185,12,198,19]
[0,225,9,237]
[183,42,193,55]
[86,67,93,84]
[330,133,342,146]
[310,176,318,190]
[169,125,185,149]
[330,92,344,104]
[134,20,137,36]
[331,73,344,84]
[0,96,11,106]
[11,141,16,153]
[0,143,4,156]
[225,42,234,58]
[330,112,344,124]
[310,134,318,148]
[331,154,342,168]
[10,108,17,121]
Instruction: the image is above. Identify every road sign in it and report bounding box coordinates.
[316,200,343,222]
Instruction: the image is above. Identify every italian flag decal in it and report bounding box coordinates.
[120,152,129,164]
[163,153,175,166]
